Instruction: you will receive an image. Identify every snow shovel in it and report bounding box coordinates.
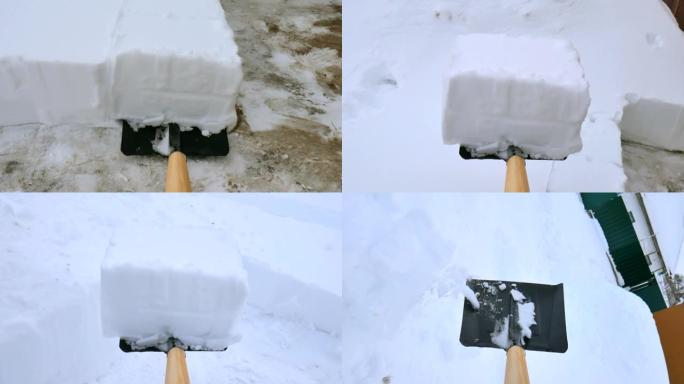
[120,120,230,192]
[460,279,568,384]
[459,147,565,192]
[119,338,225,384]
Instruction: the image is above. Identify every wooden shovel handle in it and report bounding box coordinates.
[505,346,530,384]
[165,347,190,384]
[165,152,192,192]
[504,156,530,192]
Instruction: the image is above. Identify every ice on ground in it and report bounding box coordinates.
[443,34,589,160]
[0,0,242,132]
[463,285,480,310]
[101,227,248,351]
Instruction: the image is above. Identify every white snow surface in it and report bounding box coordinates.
[101,227,248,351]
[443,34,589,160]
[344,0,684,191]
[490,317,512,350]
[344,194,668,383]
[0,0,242,133]
[510,288,526,302]
[516,301,536,343]
[642,193,684,271]
[0,194,341,384]
[463,285,479,310]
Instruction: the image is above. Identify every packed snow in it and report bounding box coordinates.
[344,0,684,191]
[101,227,248,351]
[514,293,537,344]
[0,0,242,133]
[443,34,589,160]
[620,95,684,153]
[490,317,512,350]
[0,194,341,384]
[642,193,684,271]
[463,285,480,310]
[344,194,668,383]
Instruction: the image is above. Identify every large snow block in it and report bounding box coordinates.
[101,227,248,351]
[111,12,243,134]
[0,0,123,126]
[0,0,242,131]
[443,34,590,160]
[620,95,684,152]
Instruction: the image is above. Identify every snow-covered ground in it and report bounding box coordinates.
[0,0,341,192]
[343,194,668,383]
[643,193,684,271]
[343,0,684,192]
[0,194,341,384]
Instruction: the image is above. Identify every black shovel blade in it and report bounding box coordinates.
[459,279,567,353]
[119,338,227,353]
[459,145,567,161]
[120,120,229,156]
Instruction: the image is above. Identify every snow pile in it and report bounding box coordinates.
[443,34,589,160]
[0,0,242,132]
[344,194,668,383]
[101,227,248,351]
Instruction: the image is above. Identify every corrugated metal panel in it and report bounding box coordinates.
[633,279,667,312]
[581,193,652,287]
[580,193,618,210]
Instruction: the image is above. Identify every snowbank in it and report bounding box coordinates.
[643,193,684,271]
[0,0,242,132]
[343,194,668,383]
[443,34,589,160]
[343,0,684,191]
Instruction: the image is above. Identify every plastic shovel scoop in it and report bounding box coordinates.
[442,34,590,192]
[100,227,248,384]
[460,279,568,384]
[120,120,230,192]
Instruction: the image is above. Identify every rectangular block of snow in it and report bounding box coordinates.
[111,5,243,134]
[101,227,248,351]
[442,34,590,160]
[0,0,123,126]
[0,0,242,132]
